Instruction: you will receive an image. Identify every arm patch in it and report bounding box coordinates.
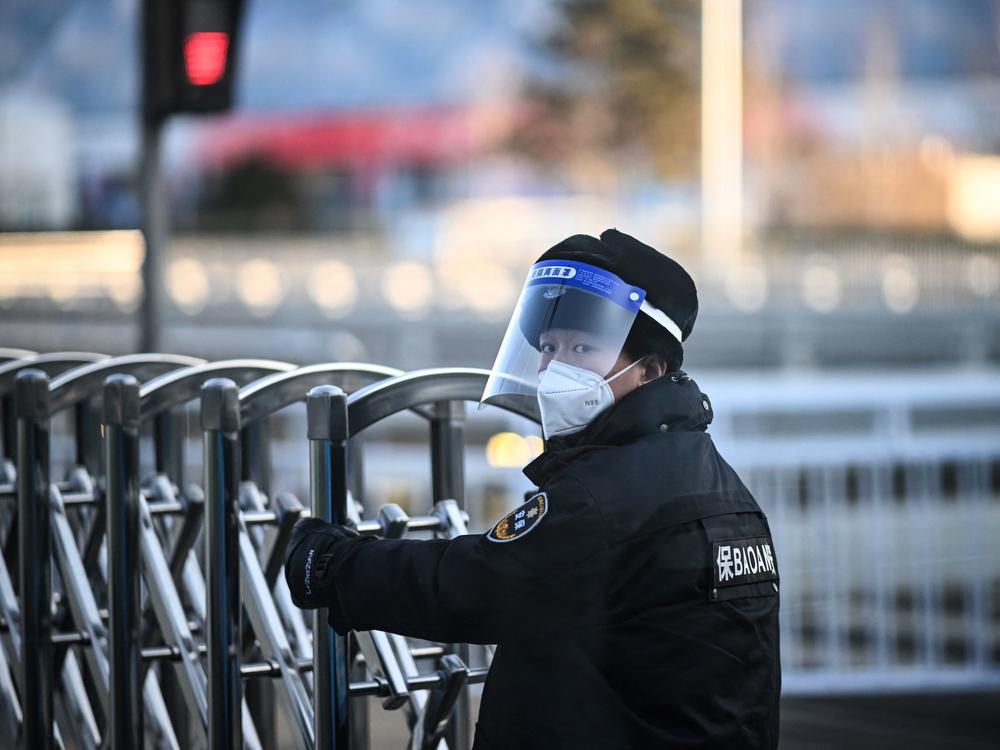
[713,535,778,588]
[486,492,547,543]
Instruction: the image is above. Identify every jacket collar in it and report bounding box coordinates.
[523,371,713,485]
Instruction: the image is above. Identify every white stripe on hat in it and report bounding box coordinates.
[639,300,683,343]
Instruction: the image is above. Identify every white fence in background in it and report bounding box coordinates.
[704,369,1000,693]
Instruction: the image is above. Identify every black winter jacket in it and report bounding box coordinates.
[322,373,781,749]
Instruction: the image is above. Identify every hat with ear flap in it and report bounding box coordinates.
[518,228,698,348]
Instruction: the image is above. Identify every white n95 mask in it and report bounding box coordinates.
[536,358,643,440]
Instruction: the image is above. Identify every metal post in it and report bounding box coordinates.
[104,374,144,749]
[430,401,465,508]
[347,435,366,514]
[306,385,351,750]
[241,419,276,750]
[201,378,242,750]
[1,394,16,474]
[429,400,470,750]
[74,399,103,479]
[154,408,186,488]
[2,392,19,586]
[78,397,107,587]
[241,420,273,500]
[16,369,53,750]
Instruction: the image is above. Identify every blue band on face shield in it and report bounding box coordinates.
[527,260,646,314]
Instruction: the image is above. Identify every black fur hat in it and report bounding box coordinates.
[518,229,698,350]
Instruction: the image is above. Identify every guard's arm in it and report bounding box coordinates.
[288,476,608,645]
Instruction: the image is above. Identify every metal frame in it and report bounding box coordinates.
[201,379,244,750]
[15,370,54,750]
[104,375,145,749]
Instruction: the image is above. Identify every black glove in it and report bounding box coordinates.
[284,517,363,609]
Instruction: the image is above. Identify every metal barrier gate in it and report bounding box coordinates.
[0,350,537,750]
[2,350,998,748]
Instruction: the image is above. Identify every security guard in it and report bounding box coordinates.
[286,229,781,749]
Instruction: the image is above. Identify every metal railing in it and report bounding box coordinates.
[0,351,540,749]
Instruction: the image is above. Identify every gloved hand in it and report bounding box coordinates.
[284,517,363,609]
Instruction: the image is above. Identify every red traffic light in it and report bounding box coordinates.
[183,31,229,86]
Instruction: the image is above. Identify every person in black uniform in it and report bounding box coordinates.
[286,229,781,749]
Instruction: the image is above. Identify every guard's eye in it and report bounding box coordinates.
[572,343,595,353]
[540,343,556,354]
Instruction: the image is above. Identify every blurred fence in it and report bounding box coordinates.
[704,370,1000,692]
[0,349,997,749]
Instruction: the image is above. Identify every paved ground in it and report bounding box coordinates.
[779,691,1000,750]
[356,691,1000,749]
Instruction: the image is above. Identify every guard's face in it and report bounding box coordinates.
[481,259,646,414]
[538,328,621,376]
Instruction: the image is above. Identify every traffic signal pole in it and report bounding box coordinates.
[139,115,165,353]
[139,0,166,353]
[139,0,244,353]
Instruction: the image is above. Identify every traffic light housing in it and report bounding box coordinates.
[143,0,245,122]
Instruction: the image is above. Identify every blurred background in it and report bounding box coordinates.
[1,0,999,747]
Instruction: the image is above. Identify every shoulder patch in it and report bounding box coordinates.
[486,492,548,543]
[713,535,778,588]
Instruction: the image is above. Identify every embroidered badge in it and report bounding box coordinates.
[712,536,778,588]
[487,492,547,543]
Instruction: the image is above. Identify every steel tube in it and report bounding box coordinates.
[139,495,209,729]
[430,401,466,510]
[306,385,351,750]
[74,400,102,478]
[49,488,112,719]
[347,667,491,697]
[104,374,144,749]
[139,360,295,422]
[263,493,302,589]
[154,408,187,488]
[16,369,54,750]
[430,400,471,750]
[168,487,204,583]
[237,363,401,427]
[238,522,314,748]
[346,368,538,435]
[202,378,243,750]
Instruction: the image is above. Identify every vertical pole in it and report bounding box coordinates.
[201,378,242,750]
[77,397,106,587]
[1,393,17,477]
[430,402,465,508]
[347,435,366,515]
[74,400,103,479]
[154,408,186,487]
[139,115,165,353]
[241,420,273,500]
[306,385,351,750]
[2,392,19,583]
[16,369,53,750]
[241,419,275,750]
[430,400,470,750]
[104,374,144,749]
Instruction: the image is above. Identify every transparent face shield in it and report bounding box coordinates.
[481,260,646,413]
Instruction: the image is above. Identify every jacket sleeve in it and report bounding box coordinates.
[322,476,609,645]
